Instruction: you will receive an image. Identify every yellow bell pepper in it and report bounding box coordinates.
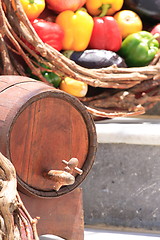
[19,0,45,20]
[59,77,88,97]
[86,0,124,17]
[56,9,94,51]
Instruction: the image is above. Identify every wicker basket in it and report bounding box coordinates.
[1,0,160,119]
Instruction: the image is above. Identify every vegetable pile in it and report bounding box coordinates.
[21,0,160,89]
[1,0,160,118]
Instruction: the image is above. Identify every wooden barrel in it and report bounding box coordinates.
[0,75,97,197]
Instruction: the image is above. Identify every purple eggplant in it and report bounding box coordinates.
[63,49,127,69]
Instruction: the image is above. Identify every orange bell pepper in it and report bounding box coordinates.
[60,77,88,97]
[19,0,45,20]
[86,0,124,17]
[56,9,94,51]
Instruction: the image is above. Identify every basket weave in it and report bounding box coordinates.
[1,0,160,119]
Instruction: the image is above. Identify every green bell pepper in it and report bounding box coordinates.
[27,60,62,88]
[42,71,62,88]
[118,31,159,67]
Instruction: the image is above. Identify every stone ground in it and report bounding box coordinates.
[82,117,160,231]
[40,228,160,240]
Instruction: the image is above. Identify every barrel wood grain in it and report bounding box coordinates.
[0,75,97,197]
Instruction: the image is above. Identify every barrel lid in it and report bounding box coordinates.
[6,81,97,197]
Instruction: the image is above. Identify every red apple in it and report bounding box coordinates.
[46,0,86,13]
[151,24,160,44]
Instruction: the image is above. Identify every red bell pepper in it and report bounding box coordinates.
[89,16,122,52]
[31,19,64,51]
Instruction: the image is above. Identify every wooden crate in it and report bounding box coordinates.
[19,188,84,240]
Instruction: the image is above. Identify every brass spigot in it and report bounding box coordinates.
[44,158,83,191]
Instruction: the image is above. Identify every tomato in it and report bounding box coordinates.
[19,0,45,20]
[45,0,86,13]
[114,10,143,39]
